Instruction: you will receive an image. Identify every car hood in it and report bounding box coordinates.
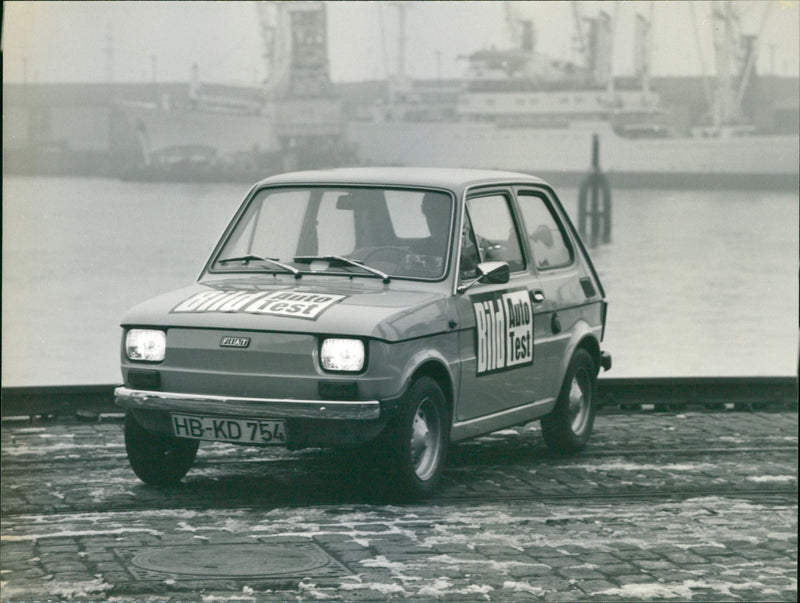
[121,279,452,341]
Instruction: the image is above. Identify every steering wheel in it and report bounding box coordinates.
[361,246,415,265]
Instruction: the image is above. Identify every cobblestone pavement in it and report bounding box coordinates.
[1,411,796,601]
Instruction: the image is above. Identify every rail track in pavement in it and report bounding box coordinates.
[2,419,795,515]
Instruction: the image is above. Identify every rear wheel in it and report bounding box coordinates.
[388,377,449,499]
[541,349,597,453]
[124,413,198,486]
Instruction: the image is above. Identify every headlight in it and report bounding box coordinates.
[320,338,365,372]
[126,329,166,362]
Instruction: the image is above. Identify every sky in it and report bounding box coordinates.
[2,1,799,86]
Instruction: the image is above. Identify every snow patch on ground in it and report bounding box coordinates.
[360,555,409,572]
[2,442,124,456]
[766,530,798,541]
[1,526,163,542]
[414,577,453,598]
[201,593,255,602]
[597,581,699,599]
[427,554,548,572]
[0,577,111,600]
[339,581,409,596]
[297,578,334,599]
[578,461,718,472]
[746,475,795,483]
[456,584,494,598]
[177,521,199,532]
[596,578,794,600]
[503,580,546,596]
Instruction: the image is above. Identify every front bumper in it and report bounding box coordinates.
[114,386,381,421]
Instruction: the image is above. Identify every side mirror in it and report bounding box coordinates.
[457,261,510,293]
[477,261,510,284]
[336,194,357,210]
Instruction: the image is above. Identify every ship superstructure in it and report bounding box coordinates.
[346,2,798,187]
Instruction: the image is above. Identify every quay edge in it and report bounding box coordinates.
[1,377,797,420]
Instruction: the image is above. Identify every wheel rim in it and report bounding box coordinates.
[410,395,442,481]
[567,368,592,435]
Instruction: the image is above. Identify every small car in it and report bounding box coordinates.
[116,167,611,498]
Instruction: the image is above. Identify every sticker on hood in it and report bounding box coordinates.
[472,287,533,376]
[172,290,346,320]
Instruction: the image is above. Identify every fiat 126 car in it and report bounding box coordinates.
[116,167,611,498]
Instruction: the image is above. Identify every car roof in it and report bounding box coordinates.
[256,167,548,191]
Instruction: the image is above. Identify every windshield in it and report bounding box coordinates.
[212,186,454,280]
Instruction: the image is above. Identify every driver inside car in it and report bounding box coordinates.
[416,192,451,258]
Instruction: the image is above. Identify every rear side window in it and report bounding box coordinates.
[466,194,525,272]
[517,192,573,270]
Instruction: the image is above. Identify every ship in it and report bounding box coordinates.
[119,1,353,181]
[345,2,799,189]
[118,2,798,188]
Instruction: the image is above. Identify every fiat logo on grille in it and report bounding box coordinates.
[220,336,250,348]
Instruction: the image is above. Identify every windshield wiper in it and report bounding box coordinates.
[294,255,391,283]
[217,255,302,278]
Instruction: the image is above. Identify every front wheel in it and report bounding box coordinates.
[541,348,597,453]
[124,413,198,486]
[387,377,450,499]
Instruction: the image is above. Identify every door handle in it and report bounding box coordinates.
[532,290,545,304]
[551,312,562,334]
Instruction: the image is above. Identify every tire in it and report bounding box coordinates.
[387,376,450,499]
[541,348,597,453]
[124,412,198,486]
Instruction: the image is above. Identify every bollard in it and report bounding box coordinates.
[578,134,612,246]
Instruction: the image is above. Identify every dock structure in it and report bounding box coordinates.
[578,133,612,247]
[1,377,796,421]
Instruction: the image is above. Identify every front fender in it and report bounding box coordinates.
[371,332,460,404]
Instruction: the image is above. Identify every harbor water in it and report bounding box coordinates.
[2,176,797,387]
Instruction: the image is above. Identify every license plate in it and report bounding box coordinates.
[171,414,286,445]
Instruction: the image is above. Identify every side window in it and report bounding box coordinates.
[465,194,525,272]
[517,192,573,270]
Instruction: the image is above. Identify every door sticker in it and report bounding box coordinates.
[172,290,346,320]
[472,288,534,376]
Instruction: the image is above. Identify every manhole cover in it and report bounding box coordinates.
[115,541,350,580]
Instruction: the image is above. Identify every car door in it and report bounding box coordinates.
[453,189,548,422]
[515,187,589,399]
